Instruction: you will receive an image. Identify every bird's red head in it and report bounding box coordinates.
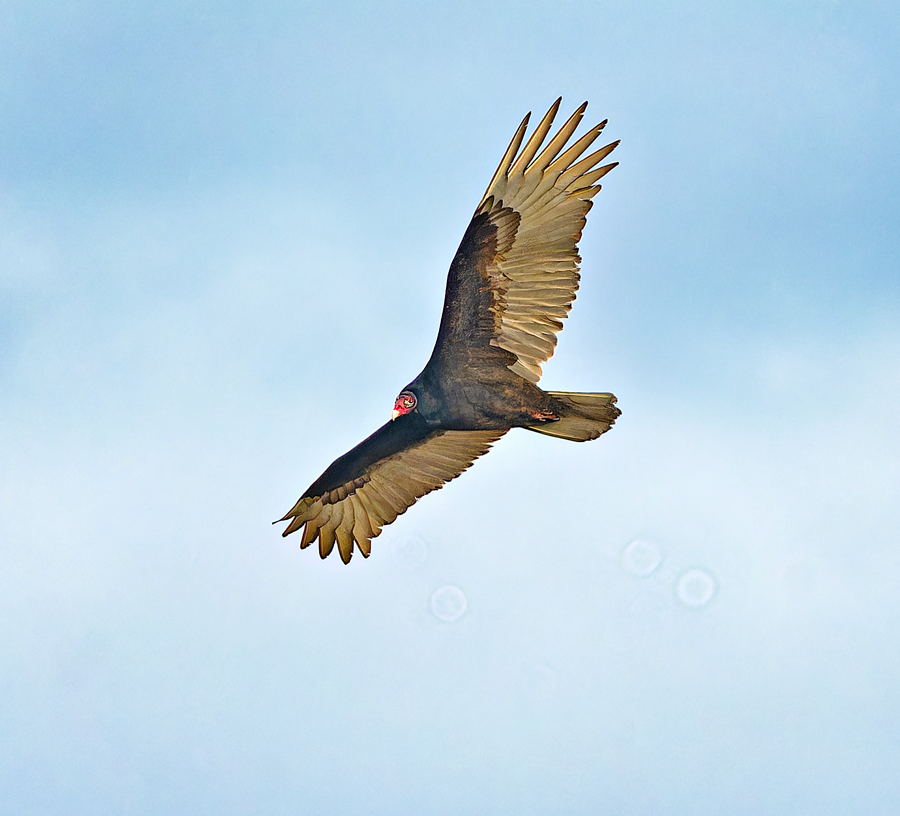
[391,390,417,420]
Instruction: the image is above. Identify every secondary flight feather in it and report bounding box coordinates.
[278,99,621,562]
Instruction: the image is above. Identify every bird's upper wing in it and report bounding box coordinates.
[431,99,618,383]
[279,416,506,562]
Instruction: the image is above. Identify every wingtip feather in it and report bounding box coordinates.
[507,98,562,180]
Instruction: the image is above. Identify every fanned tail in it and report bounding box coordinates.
[525,391,620,442]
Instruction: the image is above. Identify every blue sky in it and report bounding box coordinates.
[2,1,899,813]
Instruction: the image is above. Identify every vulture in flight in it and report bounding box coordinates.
[279,99,620,562]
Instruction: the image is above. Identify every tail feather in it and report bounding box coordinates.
[525,391,620,442]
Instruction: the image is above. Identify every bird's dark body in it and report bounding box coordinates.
[407,207,557,429]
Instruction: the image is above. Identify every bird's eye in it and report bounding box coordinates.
[404,396,415,407]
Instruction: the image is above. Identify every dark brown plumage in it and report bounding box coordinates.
[278,99,621,562]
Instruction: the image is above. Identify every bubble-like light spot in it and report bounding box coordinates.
[391,535,427,569]
[677,569,716,607]
[622,538,662,577]
[430,586,467,621]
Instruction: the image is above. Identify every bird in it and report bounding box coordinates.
[278,98,621,563]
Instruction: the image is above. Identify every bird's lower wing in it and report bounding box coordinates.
[279,423,506,563]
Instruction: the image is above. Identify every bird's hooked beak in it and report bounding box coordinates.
[391,408,401,421]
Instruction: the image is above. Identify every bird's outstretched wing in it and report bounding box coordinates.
[279,416,505,562]
[431,98,618,383]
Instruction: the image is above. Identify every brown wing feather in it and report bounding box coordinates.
[280,429,506,563]
[476,99,619,383]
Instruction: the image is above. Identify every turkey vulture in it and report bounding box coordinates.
[279,99,620,562]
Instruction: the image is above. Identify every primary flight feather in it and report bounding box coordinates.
[279,98,621,562]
